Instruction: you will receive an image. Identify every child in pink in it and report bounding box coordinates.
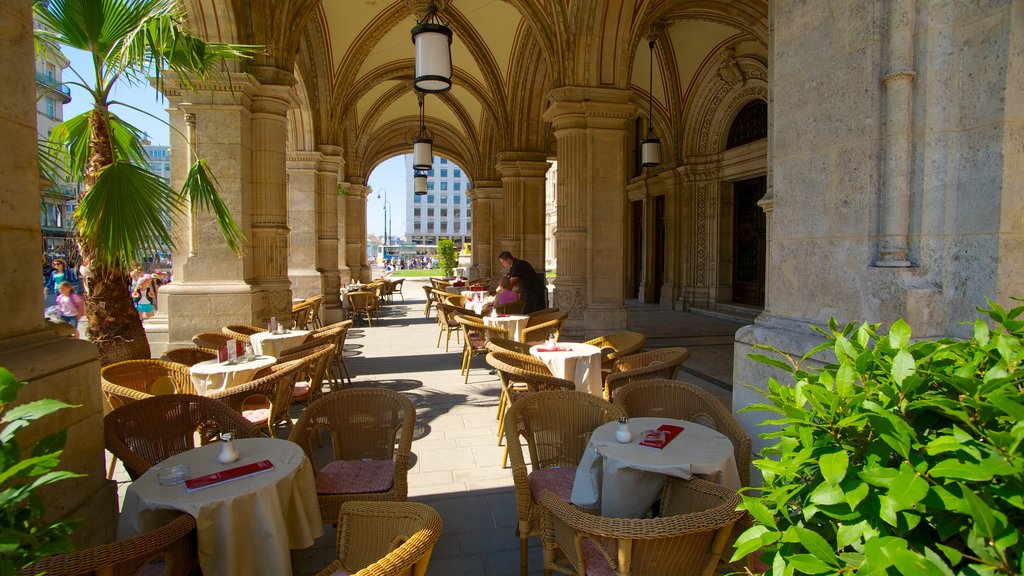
[55,281,85,338]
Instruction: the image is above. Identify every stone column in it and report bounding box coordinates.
[345,183,371,282]
[286,151,320,299]
[468,181,501,279]
[316,146,345,304]
[0,0,115,548]
[675,157,719,310]
[543,87,634,335]
[656,169,681,308]
[496,152,549,272]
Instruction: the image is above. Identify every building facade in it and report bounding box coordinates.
[404,154,472,248]
[35,35,75,257]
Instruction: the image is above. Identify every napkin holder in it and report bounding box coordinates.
[217,340,246,363]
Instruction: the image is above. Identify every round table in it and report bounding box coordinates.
[249,329,310,357]
[189,355,276,396]
[530,342,603,395]
[570,417,740,518]
[485,314,529,342]
[118,438,323,576]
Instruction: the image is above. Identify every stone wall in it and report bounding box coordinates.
[734,0,1024,477]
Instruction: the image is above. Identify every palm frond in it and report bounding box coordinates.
[182,160,246,254]
[105,112,150,166]
[37,138,67,200]
[74,162,182,269]
[48,112,93,186]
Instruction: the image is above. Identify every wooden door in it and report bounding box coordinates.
[631,200,643,297]
[731,177,766,306]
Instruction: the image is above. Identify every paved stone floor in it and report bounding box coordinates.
[110,278,746,576]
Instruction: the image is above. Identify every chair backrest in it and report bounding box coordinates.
[391,278,405,292]
[275,343,335,400]
[104,393,261,479]
[520,311,568,343]
[538,477,742,576]
[221,324,266,343]
[208,360,303,433]
[333,501,442,576]
[289,387,415,467]
[161,346,217,367]
[484,337,533,356]
[101,360,195,409]
[613,379,752,487]
[17,513,197,576]
[454,314,508,342]
[584,331,647,361]
[503,390,624,474]
[422,284,435,302]
[192,332,231,349]
[347,290,377,311]
[605,347,691,400]
[495,300,525,315]
[291,302,313,329]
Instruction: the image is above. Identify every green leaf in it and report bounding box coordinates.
[887,465,929,508]
[836,521,866,549]
[793,526,839,567]
[731,525,780,561]
[183,159,245,254]
[844,481,870,509]
[819,451,848,485]
[749,353,794,372]
[973,318,990,346]
[891,349,916,386]
[889,319,911,348]
[31,430,67,458]
[961,489,999,539]
[809,482,845,506]
[786,554,833,574]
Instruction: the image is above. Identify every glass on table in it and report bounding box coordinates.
[641,429,667,445]
[157,464,190,486]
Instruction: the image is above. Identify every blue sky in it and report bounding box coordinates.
[61,45,410,236]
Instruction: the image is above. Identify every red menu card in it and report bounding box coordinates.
[639,424,684,449]
[184,460,275,492]
[217,340,246,362]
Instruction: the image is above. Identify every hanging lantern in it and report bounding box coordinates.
[641,39,661,168]
[411,2,453,93]
[413,171,428,195]
[412,94,433,171]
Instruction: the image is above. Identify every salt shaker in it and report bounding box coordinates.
[546,331,556,349]
[218,432,239,464]
[615,416,633,443]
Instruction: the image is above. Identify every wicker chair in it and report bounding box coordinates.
[430,278,452,290]
[390,278,405,302]
[291,301,314,330]
[208,359,303,436]
[421,284,435,318]
[520,310,568,344]
[604,347,691,401]
[503,390,625,576]
[485,337,534,356]
[100,360,195,410]
[454,315,509,384]
[348,291,379,326]
[17,513,198,576]
[192,331,231,349]
[433,302,462,352]
[584,331,647,365]
[315,502,442,576]
[288,388,416,525]
[495,300,526,315]
[537,477,743,576]
[221,324,266,343]
[309,320,354,388]
[161,346,217,367]
[104,394,261,480]
[304,295,325,329]
[275,343,335,407]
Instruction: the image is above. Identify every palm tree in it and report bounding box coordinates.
[34,0,259,364]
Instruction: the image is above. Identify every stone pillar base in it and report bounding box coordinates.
[289,268,321,301]
[158,281,262,350]
[583,305,628,338]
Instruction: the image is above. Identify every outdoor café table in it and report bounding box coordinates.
[118,437,323,576]
[249,328,310,357]
[465,293,492,315]
[485,314,530,342]
[530,342,603,395]
[188,355,276,396]
[570,417,741,518]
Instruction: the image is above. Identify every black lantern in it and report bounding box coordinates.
[413,170,428,195]
[641,39,661,168]
[412,94,433,171]
[411,2,453,93]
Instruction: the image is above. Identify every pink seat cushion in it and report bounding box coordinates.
[527,466,577,503]
[316,460,395,495]
[242,407,270,425]
[293,381,310,400]
[581,538,615,576]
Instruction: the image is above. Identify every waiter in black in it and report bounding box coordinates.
[498,251,546,314]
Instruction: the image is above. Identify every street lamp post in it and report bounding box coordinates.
[376,187,391,244]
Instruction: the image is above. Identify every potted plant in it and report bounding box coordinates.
[437,239,458,279]
[735,300,1023,575]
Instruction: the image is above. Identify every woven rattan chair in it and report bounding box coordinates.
[221,324,266,343]
[208,359,303,436]
[17,513,198,576]
[275,343,335,407]
[503,390,625,576]
[347,291,378,326]
[520,310,568,344]
[537,477,743,576]
[454,315,509,384]
[433,302,462,352]
[604,347,691,401]
[104,393,261,480]
[495,300,526,315]
[430,278,452,290]
[291,301,313,330]
[390,278,405,302]
[192,331,231,349]
[421,284,436,317]
[161,346,217,367]
[314,502,442,576]
[485,337,534,356]
[288,388,416,525]
[585,331,647,365]
[100,359,195,410]
[309,320,354,388]
[304,294,325,329]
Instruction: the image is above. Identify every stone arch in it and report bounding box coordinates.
[683,48,768,157]
[356,119,478,186]
[287,66,315,153]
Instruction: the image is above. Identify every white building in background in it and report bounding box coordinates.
[404,154,471,248]
[35,30,75,255]
[142,138,171,184]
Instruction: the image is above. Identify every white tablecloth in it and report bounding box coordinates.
[485,314,529,342]
[189,356,276,396]
[530,342,603,395]
[249,329,310,357]
[570,417,740,518]
[118,438,323,576]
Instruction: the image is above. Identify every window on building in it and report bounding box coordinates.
[45,97,55,118]
[427,208,435,217]
[467,209,472,217]
[428,169,435,177]
[414,222,421,231]
[414,195,421,203]
[441,209,448,218]
[453,182,461,191]
[467,222,472,231]
[440,222,448,231]
[414,208,421,217]
[440,182,448,191]
[427,222,434,231]
[454,222,461,232]
[454,195,461,204]
[454,209,461,218]
[454,169,461,178]
[441,169,448,178]
[427,194,435,203]
[440,157,448,164]
[427,181,435,191]
[440,195,448,204]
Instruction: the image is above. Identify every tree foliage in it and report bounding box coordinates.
[736,300,1024,575]
[437,239,458,278]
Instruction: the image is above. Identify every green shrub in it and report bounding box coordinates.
[437,239,458,278]
[0,367,82,573]
[735,300,1023,575]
